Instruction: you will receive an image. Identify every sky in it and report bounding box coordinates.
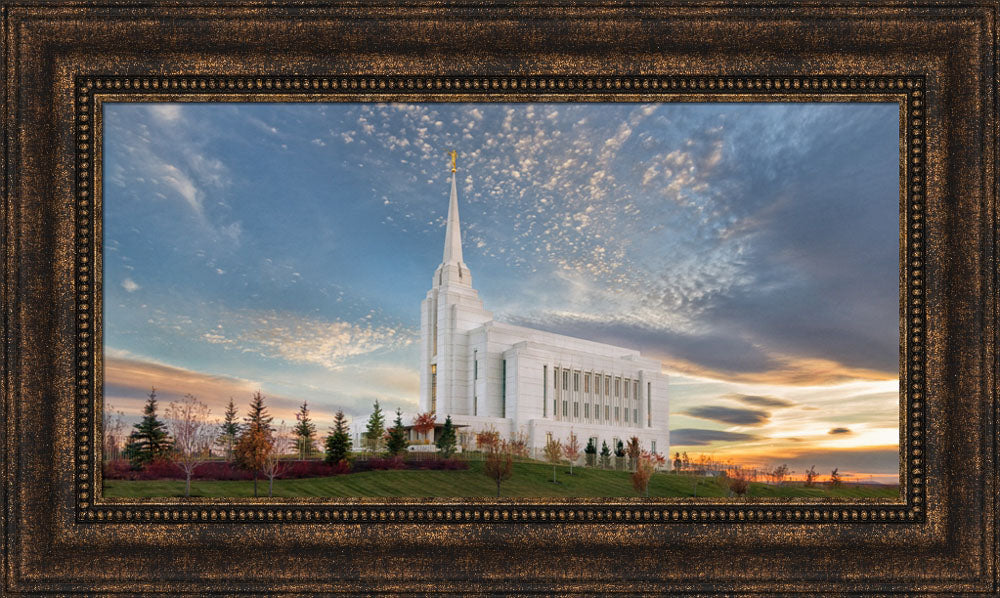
[103,100,901,483]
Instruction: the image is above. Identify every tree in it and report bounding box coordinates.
[625,436,641,472]
[103,403,127,462]
[804,465,818,488]
[324,410,352,465]
[124,387,173,468]
[771,464,790,486]
[435,415,457,458]
[244,390,274,433]
[364,400,386,453]
[563,431,581,475]
[234,424,272,497]
[293,401,317,460]
[164,394,214,497]
[475,426,500,454]
[484,440,514,497]
[386,408,410,457]
[632,451,663,497]
[673,451,682,471]
[599,441,612,469]
[216,398,241,462]
[614,440,626,470]
[584,437,597,468]
[830,467,843,488]
[725,468,750,497]
[412,412,436,444]
[262,421,291,497]
[543,437,563,483]
[235,391,275,497]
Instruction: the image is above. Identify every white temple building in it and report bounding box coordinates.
[418,155,669,458]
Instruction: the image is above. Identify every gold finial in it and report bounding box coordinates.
[449,150,457,173]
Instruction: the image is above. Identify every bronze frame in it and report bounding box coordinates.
[2,2,997,595]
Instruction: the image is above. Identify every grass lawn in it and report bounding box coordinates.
[104,460,900,499]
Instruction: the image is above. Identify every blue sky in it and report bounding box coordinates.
[103,100,901,481]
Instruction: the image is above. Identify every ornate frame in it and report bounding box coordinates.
[3,3,997,595]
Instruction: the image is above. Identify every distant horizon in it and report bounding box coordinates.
[103,101,901,483]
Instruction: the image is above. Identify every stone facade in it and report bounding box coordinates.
[418,167,669,458]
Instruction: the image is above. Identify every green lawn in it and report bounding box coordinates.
[104,460,900,499]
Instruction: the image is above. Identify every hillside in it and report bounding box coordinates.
[104,460,899,499]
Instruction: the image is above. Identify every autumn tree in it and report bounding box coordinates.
[830,467,843,488]
[563,430,581,475]
[435,415,457,458]
[544,437,563,483]
[293,401,317,460]
[673,452,683,471]
[584,437,597,468]
[124,387,173,468]
[484,440,514,497]
[324,409,352,465]
[725,468,750,497]
[411,412,436,444]
[625,436,641,472]
[475,426,500,455]
[234,391,275,497]
[631,451,664,497]
[599,441,612,469]
[364,400,386,454]
[262,421,291,497]
[804,465,818,488]
[216,398,241,462]
[165,394,214,497]
[386,408,410,457]
[103,403,127,462]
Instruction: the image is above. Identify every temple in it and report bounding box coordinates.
[418,154,670,457]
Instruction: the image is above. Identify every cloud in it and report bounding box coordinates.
[669,428,758,446]
[828,427,852,435]
[729,394,796,408]
[148,104,182,123]
[682,405,770,426]
[121,278,140,293]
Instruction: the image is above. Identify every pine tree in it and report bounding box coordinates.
[584,437,597,468]
[435,415,457,458]
[599,440,612,469]
[324,410,352,465]
[385,408,409,457]
[293,401,317,460]
[124,387,172,468]
[243,390,273,434]
[217,398,241,461]
[364,400,386,453]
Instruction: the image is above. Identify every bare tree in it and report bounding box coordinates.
[804,465,818,487]
[164,394,215,497]
[563,430,581,475]
[829,467,843,488]
[262,421,292,497]
[771,464,790,486]
[103,403,127,462]
[484,440,514,497]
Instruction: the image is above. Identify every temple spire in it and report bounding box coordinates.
[442,152,463,265]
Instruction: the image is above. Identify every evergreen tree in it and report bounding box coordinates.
[364,400,386,453]
[324,410,353,464]
[124,387,172,468]
[243,390,274,434]
[293,400,317,460]
[435,415,457,458]
[584,437,597,468]
[385,408,409,457]
[217,398,241,461]
[599,440,612,469]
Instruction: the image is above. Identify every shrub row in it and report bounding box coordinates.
[103,456,468,481]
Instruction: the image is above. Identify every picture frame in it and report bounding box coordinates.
[1,2,996,594]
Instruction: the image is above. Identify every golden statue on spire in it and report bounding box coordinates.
[449,150,457,173]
